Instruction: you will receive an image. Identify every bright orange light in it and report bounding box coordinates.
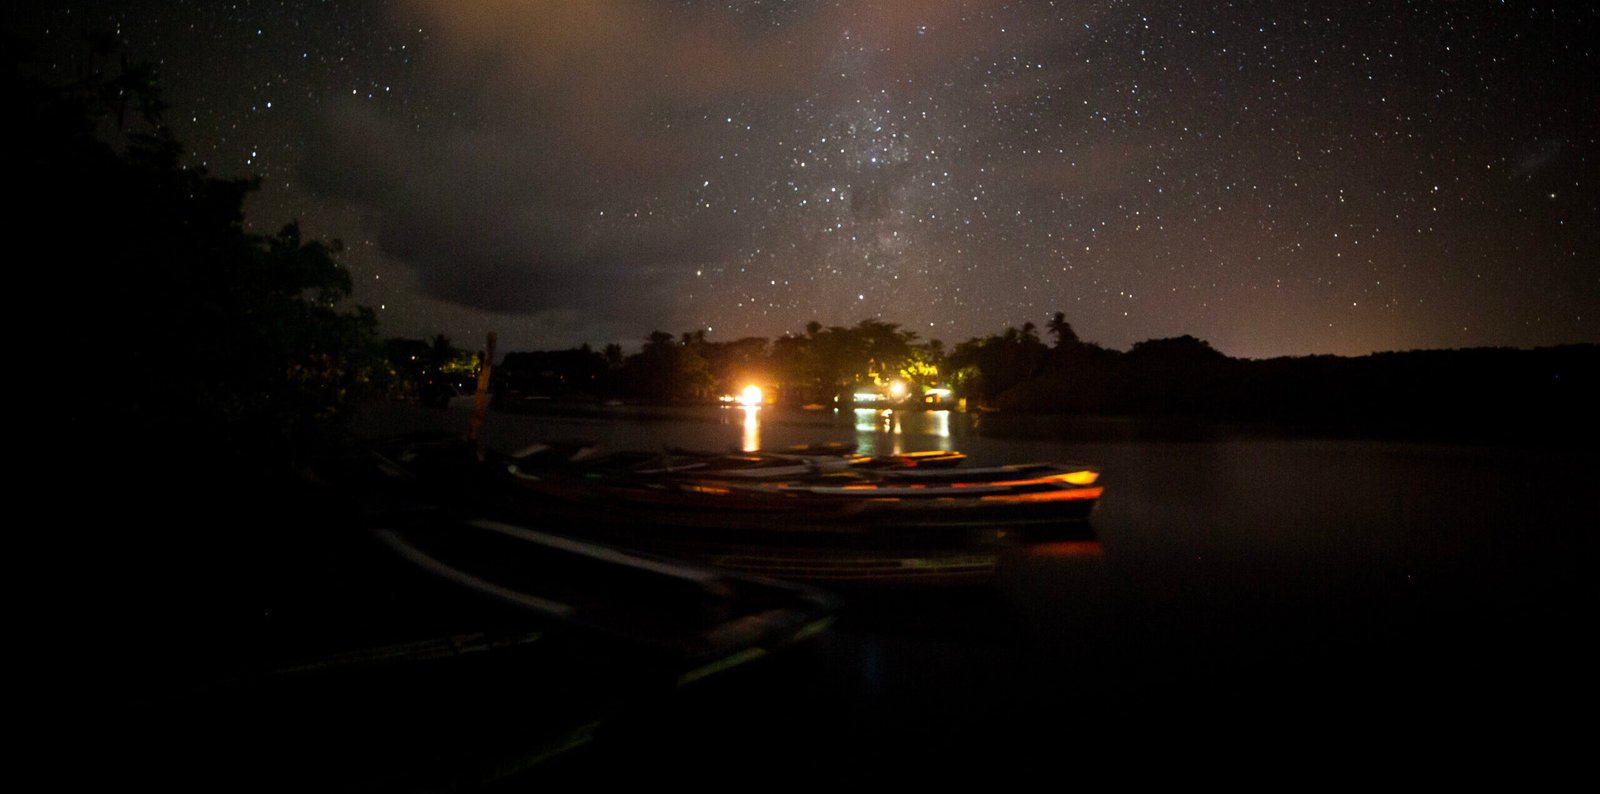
[888,380,907,398]
[738,385,763,406]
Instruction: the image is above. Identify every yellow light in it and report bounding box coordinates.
[888,381,907,398]
[738,385,763,406]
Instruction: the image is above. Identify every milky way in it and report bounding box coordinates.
[19,1,1598,357]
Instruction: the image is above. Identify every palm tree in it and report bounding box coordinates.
[1047,312,1081,348]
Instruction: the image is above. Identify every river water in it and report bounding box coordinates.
[352,401,1597,777]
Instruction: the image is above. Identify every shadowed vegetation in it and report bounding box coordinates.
[492,312,1597,442]
[11,35,382,470]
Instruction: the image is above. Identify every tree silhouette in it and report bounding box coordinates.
[1047,312,1081,348]
[12,32,389,651]
[13,36,379,468]
[948,324,1053,405]
[621,330,713,399]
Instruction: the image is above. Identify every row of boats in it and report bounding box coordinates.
[339,435,1106,774]
[501,442,1103,532]
[366,436,1104,586]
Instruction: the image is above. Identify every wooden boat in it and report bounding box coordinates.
[620,442,969,475]
[866,461,1099,485]
[749,442,968,470]
[647,449,857,479]
[856,449,968,469]
[371,508,838,667]
[640,444,967,479]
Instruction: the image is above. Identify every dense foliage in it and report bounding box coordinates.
[494,319,942,404]
[10,37,380,470]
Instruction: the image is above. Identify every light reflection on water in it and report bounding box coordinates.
[740,405,760,452]
[852,408,953,457]
[403,402,974,459]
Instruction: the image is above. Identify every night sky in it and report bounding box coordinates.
[19,1,1599,358]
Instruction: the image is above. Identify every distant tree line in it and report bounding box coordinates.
[491,319,945,405]
[992,330,1596,439]
[486,311,1597,440]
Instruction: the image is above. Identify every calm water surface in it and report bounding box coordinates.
[354,402,1597,775]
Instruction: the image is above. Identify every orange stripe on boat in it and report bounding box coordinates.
[979,486,1104,503]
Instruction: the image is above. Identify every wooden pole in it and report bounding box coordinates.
[467,331,496,453]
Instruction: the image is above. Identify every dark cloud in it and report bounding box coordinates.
[299,3,735,316]
[300,0,1087,326]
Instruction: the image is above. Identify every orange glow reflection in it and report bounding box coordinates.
[741,405,760,451]
[1024,540,1105,559]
